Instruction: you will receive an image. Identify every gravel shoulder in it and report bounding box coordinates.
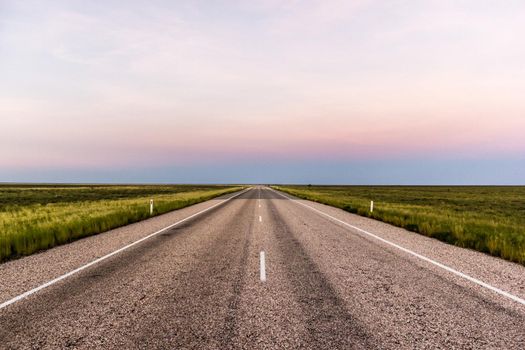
[0,189,255,349]
[270,188,525,307]
[0,190,245,304]
[267,188,525,349]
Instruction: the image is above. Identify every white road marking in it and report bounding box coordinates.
[0,188,252,311]
[269,188,525,307]
[260,251,266,282]
[259,215,262,222]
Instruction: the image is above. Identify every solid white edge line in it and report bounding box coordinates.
[0,187,252,311]
[269,187,525,307]
[260,251,266,282]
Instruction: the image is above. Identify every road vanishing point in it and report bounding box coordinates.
[0,187,524,349]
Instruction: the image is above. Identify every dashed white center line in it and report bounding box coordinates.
[259,215,262,222]
[260,251,266,282]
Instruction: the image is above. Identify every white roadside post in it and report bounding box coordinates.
[150,199,154,215]
[370,200,374,213]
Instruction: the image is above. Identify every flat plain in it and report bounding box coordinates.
[272,185,525,264]
[0,184,242,262]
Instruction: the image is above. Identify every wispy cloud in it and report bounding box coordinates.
[1,0,524,182]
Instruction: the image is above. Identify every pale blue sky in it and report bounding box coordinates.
[1,1,524,184]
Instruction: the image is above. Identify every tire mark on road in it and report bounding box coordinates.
[219,199,254,348]
[0,191,255,348]
[267,198,376,349]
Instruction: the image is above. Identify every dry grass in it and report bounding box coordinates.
[0,184,242,262]
[273,185,525,265]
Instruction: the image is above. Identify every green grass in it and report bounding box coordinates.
[272,185,525,265]
[0,184,243,262]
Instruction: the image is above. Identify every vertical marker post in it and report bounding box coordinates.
[150,199,154,215]
[370,200,374,213]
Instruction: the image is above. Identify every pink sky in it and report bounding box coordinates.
[1,1,524,182]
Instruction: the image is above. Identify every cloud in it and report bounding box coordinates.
[0,0,524,182]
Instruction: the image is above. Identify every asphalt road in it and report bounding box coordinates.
[0,187,524,349]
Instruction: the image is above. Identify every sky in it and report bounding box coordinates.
[1,0,524,184]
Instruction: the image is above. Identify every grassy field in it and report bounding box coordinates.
[0,184,243,262]
[272,185,525,265]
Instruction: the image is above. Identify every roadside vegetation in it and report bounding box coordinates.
[272,185,525,265]
[0,184,243,262]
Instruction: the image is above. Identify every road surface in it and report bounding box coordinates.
[0,187,524,349]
